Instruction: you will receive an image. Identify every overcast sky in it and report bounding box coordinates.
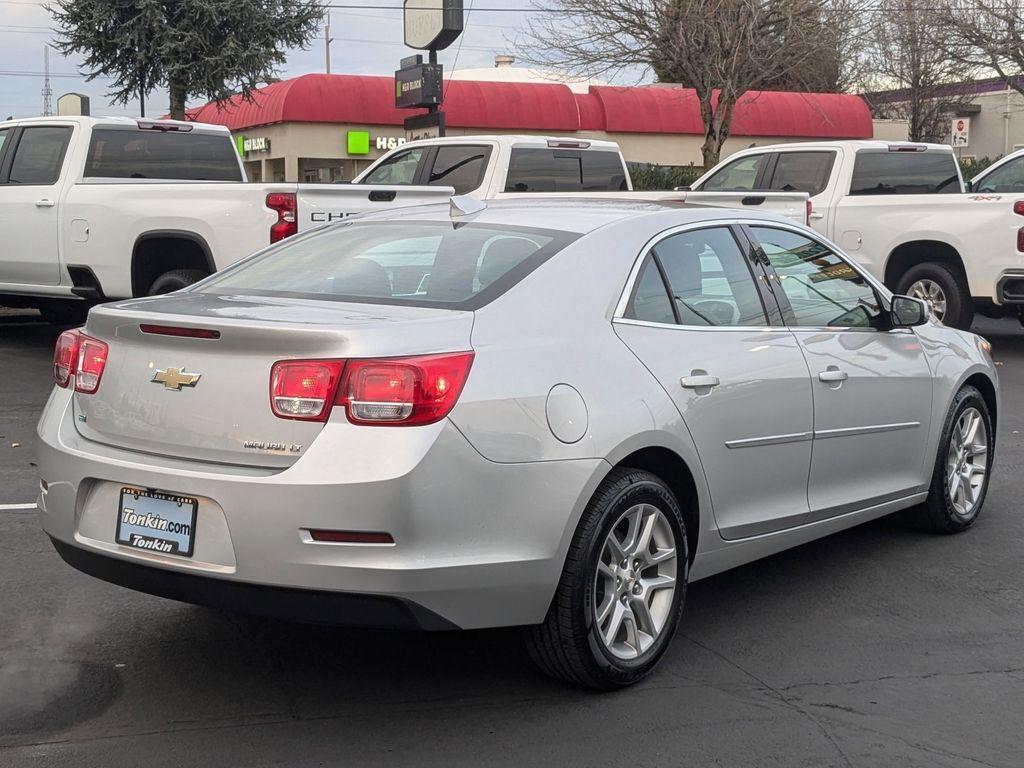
[0,0,649,120]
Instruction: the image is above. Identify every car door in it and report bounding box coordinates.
[613,224,815,539]
[0,124,73,286]
[762,150,838,236]
[747,224,934,520]
[694,152,771,193]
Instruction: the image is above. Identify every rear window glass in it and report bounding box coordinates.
[84,128,242,181]
[768,151,835,196]
[505,148,628,192]
[426,145,490,194]
[197,221,579,310]
[849,151,960,195]
[699,154,765,191]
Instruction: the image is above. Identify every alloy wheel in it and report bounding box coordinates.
[592,503,677,660]
[908,279,947,322]
[946,406,989,518]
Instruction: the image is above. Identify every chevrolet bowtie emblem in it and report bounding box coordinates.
[152,366,201,391]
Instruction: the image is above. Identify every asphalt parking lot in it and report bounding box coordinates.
[2,309,1023,768]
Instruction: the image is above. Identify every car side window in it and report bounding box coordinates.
[768,151,836,196]
[427,145,489,195]
[750,226,883,329]
[974,157,1024,193]
[699,154,765,191]
[654,227,767,327]
[8,126,72,185]
[361,148,426,185]
[624,255,676,325]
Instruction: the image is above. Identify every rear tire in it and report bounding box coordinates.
[896,262,973,329]
[526,468,688,689]
[911,385,993,533]
[148,268,206,296]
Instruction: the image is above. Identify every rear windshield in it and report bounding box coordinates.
[849,151,960,195]
[84,128,242,181]
[196,221,579,310]
[504,148,628,192]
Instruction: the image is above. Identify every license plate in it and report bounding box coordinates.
[116,487,198,557]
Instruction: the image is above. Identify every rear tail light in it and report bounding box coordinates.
[140,324,221,339]
[806,198,813,224]
[53,329,80,388]
[1017,227,1024,253]
[270,360,344,421]
[52,329,108,393]
[268,352,474,426]
[338,352,474,426]
[1013,200,1024,216]
[266,192,298,243]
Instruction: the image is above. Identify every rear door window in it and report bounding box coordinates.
[9,126,72,185]
[426,145,490,194]
[850,151,960,195]
[699,154,766,191]
[84,128,242,180]
[768,151,836,196]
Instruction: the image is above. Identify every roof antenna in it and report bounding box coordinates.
[450,195,487,218]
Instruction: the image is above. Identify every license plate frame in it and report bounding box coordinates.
[115,487,198,557]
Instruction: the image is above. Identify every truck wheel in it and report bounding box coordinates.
[525,468,688,689]
[148,269,206,295]
[896,262,973,329]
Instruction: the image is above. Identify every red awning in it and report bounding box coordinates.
[186,73,873,139]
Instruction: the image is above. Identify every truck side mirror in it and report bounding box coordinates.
[891,295,929,327]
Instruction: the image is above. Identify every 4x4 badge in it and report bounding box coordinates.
[152,367,201,391]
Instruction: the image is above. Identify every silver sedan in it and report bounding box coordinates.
[37,199,998,689]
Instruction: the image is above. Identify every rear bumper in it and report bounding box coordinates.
[49,536,456,630]
[996,272,1024,304]
[37,388,605,629]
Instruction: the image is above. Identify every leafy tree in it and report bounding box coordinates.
[51,0,323,119]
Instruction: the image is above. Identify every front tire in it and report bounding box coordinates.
[913,386,993,533]
[896,262,973,329]
[526,468,688,689]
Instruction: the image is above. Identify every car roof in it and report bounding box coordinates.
[729,139,954,154]
[395,135,622,152]
[352,197,791,235]
[0,115,229,134]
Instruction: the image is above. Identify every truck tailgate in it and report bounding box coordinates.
[295,184,455,231]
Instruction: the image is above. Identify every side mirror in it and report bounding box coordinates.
[891,295,929,327]
[964,179,973,192]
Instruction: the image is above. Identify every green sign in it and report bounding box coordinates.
[347,130,370,155]
[235,135,245,157]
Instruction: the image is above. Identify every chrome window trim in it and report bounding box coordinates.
[612,218,773,329]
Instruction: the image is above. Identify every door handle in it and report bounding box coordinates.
[35,198,55,208]
[680,372,721,389]
[818,368,848,383]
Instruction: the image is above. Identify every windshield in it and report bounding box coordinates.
[197,221,578,310]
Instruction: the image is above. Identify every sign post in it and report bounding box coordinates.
[397,0,464,139]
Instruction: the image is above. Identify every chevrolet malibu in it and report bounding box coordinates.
[37,198,998,689]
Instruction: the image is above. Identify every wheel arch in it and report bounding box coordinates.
[962,371,998,432]
[131,230,216,297]
[603,445,702,564]
[882,239,968,290]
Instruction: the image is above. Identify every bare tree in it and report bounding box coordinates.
[943,1,1024,100]
[863,0,974,143]
[523,0,855,169]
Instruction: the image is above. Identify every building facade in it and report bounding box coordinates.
[187,72,898,183]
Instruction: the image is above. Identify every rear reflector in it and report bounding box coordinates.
[267,192,298,243]
[270,360,344,421]
[140,324,221,339]
[308,529,394,544]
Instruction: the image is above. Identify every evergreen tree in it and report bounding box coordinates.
[51,0,322,119]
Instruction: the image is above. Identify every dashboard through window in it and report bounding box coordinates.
[751,226,883,329]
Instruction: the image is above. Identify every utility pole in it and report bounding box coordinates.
[41,45,53,116]
[324,12,333,74]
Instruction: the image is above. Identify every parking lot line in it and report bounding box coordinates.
[0,502,37,511]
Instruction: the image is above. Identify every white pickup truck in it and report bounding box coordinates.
[690,140,1024,328]
[0,119,807,323]
[0,116,453,323]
